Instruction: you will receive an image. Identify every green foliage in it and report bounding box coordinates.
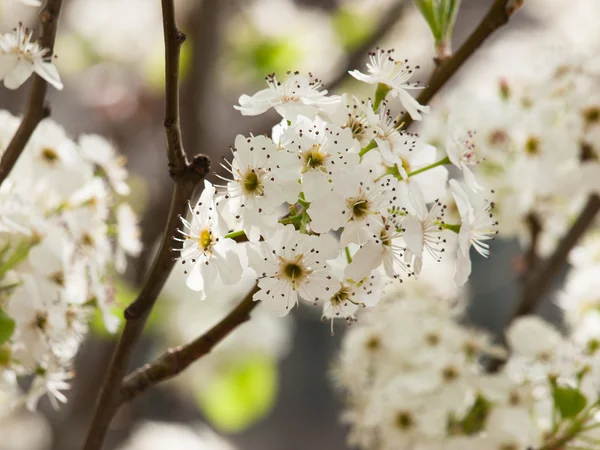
[448,394,491,435]
[413,0,461,44]
[231,36,301,81]
[196,354,278,433]
[0,308,15,346]
[552,382,587,419]
[332,8,375,51]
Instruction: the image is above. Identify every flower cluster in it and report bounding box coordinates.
[0,111,140,409]
[334,266,600,450]
[420,64,600,257]
[175,49,497,326]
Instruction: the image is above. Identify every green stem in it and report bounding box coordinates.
[345,247,353,264]
[407,156,450,177]
[440,222,461,233]
[373,83,391,111]
[359,139,378,158]
[224,230,246,240]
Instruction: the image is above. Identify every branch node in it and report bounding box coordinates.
[42,103,52,118]
[176,30,187,43]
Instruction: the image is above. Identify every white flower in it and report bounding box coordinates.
[402,185,446,275]
[15,0,42,5]
[25,363,71,411]
[449,179,497,286]
[282,116,359,201]
[321,93,371,145]
[79,134,130,195]
[174,180,242,299]
[248,225,340,316]
[115,203,142,273]
[221,134,300,241]
[0,23,62,90]
[506,316,565,360]
[364,101,420,172]
[234,72,339,120]
[349,48,429,120]
[308,168,394,242]
[446,123,483,192]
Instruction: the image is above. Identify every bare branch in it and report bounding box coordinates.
[162,0,189,174]
[81,1,209,448]
[120,286,259,403]
[0,0,63,186]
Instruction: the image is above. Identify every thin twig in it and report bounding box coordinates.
[81,1,209,448]
[162,0,188,174]
[120,286,259,403]
[399,0,516,130]
[487,194,600,372]
[0,0,63,186]
[524,212,542,272]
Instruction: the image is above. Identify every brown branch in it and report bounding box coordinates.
[120,286,259,403]
[487,194,600,372]
[81,2,210,448]
[0,0,63,186]
[523,212,542,272]
[162,0,188,174]
[399,0,517,130]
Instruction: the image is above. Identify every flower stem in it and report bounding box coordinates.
[407,156,450,177]
[224,230,246,240]
[359,139,378,158]
[345,246,353,264]
[440,222,461,233]
[373,83,391,111]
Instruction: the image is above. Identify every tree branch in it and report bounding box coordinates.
[487,194,600,372]
[81,1,209,448]
[120,286,259,403]
[0,0,63,186]
[162,0,189,174]
[399,0,517,130]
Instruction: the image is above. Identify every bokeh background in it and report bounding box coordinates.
[1,0,599,448]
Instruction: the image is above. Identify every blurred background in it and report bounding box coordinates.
[1,0,599,448]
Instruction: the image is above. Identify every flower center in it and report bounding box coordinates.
[330,285,351,306]
[525,136,540,155]
[198,229,212,251]
[347,196,371,220]
[41,147,59,164]
[278,254,311,286]
[241,169,264,196]
[344,118,366,141]
[394,411,414,430]
[442,365,459,382]
[302,144,329,173]
[35,313,48,330]
[583,106,600,124]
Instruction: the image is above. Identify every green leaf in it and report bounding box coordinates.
[196,354,278,433]
[552,384,587,419]
[0,308,15,346]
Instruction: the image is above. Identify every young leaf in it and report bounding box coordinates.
[552,384,587,419]
[0,308,15,345]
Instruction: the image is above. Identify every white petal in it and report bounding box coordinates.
[4,60,34,90]
[35,61,63,90]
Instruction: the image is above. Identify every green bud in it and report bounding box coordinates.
[413,0,462,59]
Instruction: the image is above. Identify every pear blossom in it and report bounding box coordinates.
[445,123,483,192]
[220,134,299,241]
[247,225,340,316]
[282,116,359,201]
[234,72,339,120]
[321,93,371,145]
[349,48,429,120]
[174,180,242,299]
[449,179,497,286]
[79,134,130,196]
[0,23,62,90]
[115,203,142,273]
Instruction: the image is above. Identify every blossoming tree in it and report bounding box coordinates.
[1,0,599,449]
